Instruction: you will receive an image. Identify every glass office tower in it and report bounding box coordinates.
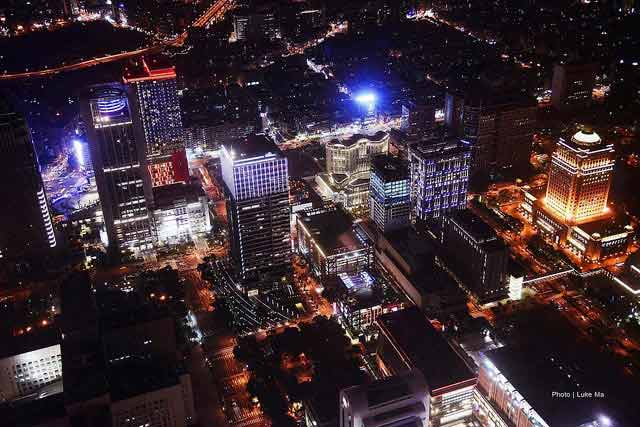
[220,134,291,283]
[82,84,154,256]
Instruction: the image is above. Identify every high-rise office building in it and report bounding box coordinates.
[440,210,509,303]
[551,62,596,111]
[369,155,411,232]
[448,91,536,177]
[544,129,614,224]
[221,134,291,282]
[520,129,632,262]
[339,370,429,427]
[408,139,471,222]
[81,84,154,256]
[123,57,182,158]
[0,106,56,261]
[401,100,436,139]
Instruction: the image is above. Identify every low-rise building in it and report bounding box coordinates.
[440,210,509,304]
[339,370,429,427]
[375,307,477,427]
[316,132,389,211]
[334,271,404,340]
[296,207,373,281]
[152,182,211,246]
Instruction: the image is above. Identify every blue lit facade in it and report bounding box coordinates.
[82,83,154,256]
[124,62,182,158]
[369,155,410,232]
[221,135,291,283]
[409,139,471,221]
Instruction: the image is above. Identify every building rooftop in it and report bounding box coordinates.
[485,346,599,427]
[108,358,182,401]
[371,155,408,182]
[571,129,601,146]
[96,288,172,332]
[224,134,282,159]
[337,271,377,310]
[614,251,640,295]
[0,326,60,360]
[409,138,470,160]
[447,209,498,244]
[123,56,176,83]
[376,307,476,393]
[298,207,368,254]
[327,131,388,148]
[0,393,71,427]
[152,182,205,209]
[488,307,640,426]
[341,370,427,414]
[573,211,632,237]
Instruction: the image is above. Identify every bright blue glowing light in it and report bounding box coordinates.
[599,415,612,427]
[354,92,377,105]
[73,139,85,167]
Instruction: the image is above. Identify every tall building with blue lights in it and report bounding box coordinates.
[409,139,471,222]
[82,83,154,256]
[0,104,56,262]
[124,58,182,158]
[369,155,410,233]
[221,134,291,284]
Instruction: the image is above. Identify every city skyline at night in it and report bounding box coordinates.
[0,1,639,426]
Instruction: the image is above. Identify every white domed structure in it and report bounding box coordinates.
[571,129,601,146]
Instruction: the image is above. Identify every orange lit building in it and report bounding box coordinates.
[545,129,614,223]
[521,129,633,263]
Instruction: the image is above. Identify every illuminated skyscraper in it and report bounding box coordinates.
[369,155,411,232]
[0,105,56,261]
[521,129,632,262]
[221,135,291,282]
[544,129,614,223]
[409,139,471,222]
[81,84,154,256]
[124,58,182,158]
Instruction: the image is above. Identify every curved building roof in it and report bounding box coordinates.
[571,129,601,146]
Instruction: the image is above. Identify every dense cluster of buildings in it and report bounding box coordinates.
[79,59,212,258]
[2,2,640,427]
[0,271,196,427]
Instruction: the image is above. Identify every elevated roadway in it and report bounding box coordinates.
[0,0,235,80]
